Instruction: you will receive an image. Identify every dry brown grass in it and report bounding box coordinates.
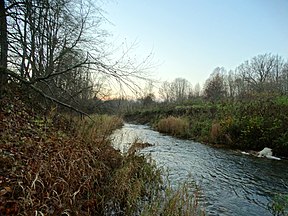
[0,96,159,215]
[127,140,154,155]
[73,114,123,143]
[0,96,124,215]
[141,179,206,216]
[0,95,204,215]
[210,122,222,142]
[157,116,190,137]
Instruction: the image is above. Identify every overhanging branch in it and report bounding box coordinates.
[5,68,93,120]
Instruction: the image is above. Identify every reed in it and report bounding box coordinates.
[73,114,123,143]
[141,179,205,216]
[157,116,190,137]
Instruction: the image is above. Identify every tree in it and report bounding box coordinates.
[234,76,247,99]
[158,78,192,102]
[7,0,91,81]
[141,93,155,107]
[159,81,172,102]
[139,80,155,107]
[226,70,236,98]
[280,62,288,94]
[2,0,152,114]
[0,0,7,98]
[236,53,287,94]
[204,67,227,102]
[193,83,201,98]
[170,78,191,102]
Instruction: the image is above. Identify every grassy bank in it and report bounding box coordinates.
[0,93,204,215]
[125,97,288,157]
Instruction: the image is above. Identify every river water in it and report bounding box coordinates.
[111,123,288,216]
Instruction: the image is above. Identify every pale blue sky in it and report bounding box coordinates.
[103,0,288,86]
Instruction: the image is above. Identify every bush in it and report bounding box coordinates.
[213,100,288,154]
[189,120,212,142]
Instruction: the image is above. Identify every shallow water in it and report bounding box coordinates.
[111,123,288,216]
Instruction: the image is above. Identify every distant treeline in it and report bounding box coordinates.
[118,53,288,157]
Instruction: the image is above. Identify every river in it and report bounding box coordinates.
[110,123,288,216]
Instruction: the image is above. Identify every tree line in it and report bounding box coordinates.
[157,53,288,103]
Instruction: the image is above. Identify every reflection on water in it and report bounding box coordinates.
[110,123,288,216]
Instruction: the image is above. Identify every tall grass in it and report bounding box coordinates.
[1,95,205,215]
[141,180,205,216]
[157,116,190,137]
[73,114,123,143]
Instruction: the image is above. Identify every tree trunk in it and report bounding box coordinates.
[0,0,8,98]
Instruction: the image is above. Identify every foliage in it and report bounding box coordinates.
[269,193,288,216]
[275,96,288,106]
[217,99,288,154]
[204,67,227,102]
[189,120,212,142]
[126,95,288,156]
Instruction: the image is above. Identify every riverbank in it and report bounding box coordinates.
[0,90,203,215]
[113,123,288,216]
[124,97,288,157]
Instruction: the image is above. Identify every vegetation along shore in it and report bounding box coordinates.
[1,0,288,215]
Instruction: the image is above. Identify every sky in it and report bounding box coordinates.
[102,0,288,87]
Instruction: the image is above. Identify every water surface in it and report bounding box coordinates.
[111,123,288,216]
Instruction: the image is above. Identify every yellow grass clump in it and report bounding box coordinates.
[157,116,190,137]
[73,114,123,143]
[210,122,222,142]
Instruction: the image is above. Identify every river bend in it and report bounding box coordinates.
[111,123,288,216]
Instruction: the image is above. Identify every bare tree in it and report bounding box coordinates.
[226,70,236,98]
[0,0,7,97]
[138,80,155,107]
[159,81,172,102]
[3,0,153,114]
[236,53,287,94]
[159,78,191,102]
[170,78,191,102]
[280,62,288,94]
[193,83,201,98]
[143,80,154,97]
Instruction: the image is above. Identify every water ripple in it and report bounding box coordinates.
[111,123,288,216]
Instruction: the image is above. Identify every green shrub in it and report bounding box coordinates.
[215,100,288,153]
[190,120,212,142]
[125,97,288,156]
